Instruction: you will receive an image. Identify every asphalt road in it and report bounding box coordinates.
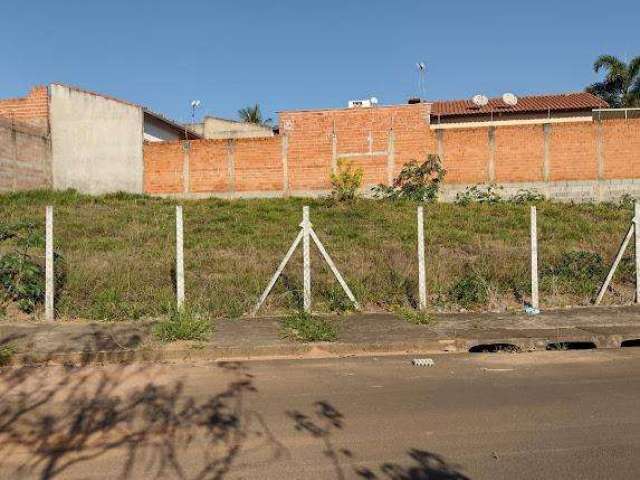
[1,349,639,479]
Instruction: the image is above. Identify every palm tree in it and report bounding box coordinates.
[586,54,640,108]
[238,104,272,126]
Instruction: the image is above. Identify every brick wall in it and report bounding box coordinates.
[143,141,184,194]
[0,86,49,130]
[142,105,640,201]
[0,117,51,192]
[144,136,284,196]
[234,137,283,192]
[281,104,430,192]
[602,119,640,179]
[440,128,489,183]
[548,122,598,181]
[494,125,544,182]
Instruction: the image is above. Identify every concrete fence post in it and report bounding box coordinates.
[530,206,539,310]
[302,206,311,312]
[176,206,185,309]
[417,206,427,311]
[45,205,54,321]
[253,204,359,316]
[635,201,640,303]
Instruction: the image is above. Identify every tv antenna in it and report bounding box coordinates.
[416,62,426,99]
[190,99,201,123]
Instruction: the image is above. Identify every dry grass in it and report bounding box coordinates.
[0,189,636,322]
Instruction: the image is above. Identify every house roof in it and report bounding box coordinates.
[50,83,202,139]
[430,92,609,118]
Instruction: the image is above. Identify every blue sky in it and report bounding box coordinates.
[1,1,638,124]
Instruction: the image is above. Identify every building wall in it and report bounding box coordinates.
[143,115,185,142]
[49,84,144,194]
[0,117,51,192]
[143,106,640,202]
[188,117,274,140]
[0,86,49,130]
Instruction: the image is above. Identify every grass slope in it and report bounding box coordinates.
[0,189,635,321]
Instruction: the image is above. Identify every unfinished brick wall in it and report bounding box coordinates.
[143,104,431,196]
[142,105,640,200]
[439,128,489,183]
[494,125,545,182]
[0,86,49,130]
[548,122,598,181]
[143,141,184,194]
[0,117,51,192]
[602,119,640,179]
[281,104,430,191]
[143,137,284,196]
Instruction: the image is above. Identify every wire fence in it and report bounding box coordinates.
[0,194,637,321]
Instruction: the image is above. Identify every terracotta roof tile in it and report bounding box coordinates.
[430,92,608,118]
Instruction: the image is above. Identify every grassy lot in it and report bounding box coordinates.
[0,189,636,322]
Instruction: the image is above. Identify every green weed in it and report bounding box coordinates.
[153,305,212,342]
[281,310,338,342]
[395,306,436,326]
[449,271,489,307]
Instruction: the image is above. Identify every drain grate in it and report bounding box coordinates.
[469,343,520,353]
[546,341,597,351]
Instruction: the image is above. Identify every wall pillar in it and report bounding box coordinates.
[181,141,190,194]
[436,129,444,163]
[487,127,496,183]
[226,139,236,196]
[10,121,17,191]
[282,133,289,196]
[387,129,395,185]
[542,124,551,182]
[331,120,338,174]
[595,119,605,201]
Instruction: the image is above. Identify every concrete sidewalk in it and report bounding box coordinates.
[2,305,640,365]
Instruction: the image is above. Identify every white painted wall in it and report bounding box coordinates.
[143,115,184,142]
[48,84,144,194]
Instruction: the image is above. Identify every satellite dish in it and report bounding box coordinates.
[370,96,379,105]
[472,94,489,107]
[502,93,518,106]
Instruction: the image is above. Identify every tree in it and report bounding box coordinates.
[586,54,640,108]
[238,104,272,126]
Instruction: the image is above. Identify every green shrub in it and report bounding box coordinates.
[455,184,503,206]
[330,158,363,201]
[543,250,605,295]
[449,272,489,307]
[281,310,338,342]
[373,154,446,201]
[510,189,545,205]
[153,305,212,342]
[0,221,61,314]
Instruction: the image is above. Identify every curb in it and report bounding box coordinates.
[6,326,640,367]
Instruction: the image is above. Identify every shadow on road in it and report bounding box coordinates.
[288,401,471,480]
[0,353,285,480]
[1,329,470,480]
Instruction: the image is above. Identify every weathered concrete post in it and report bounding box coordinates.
[635,201,640,303]
[176,206,185,309]
[45,205,54,321]
[302,206,311,312]
[417,206,427,311]
[530,206,539,310]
